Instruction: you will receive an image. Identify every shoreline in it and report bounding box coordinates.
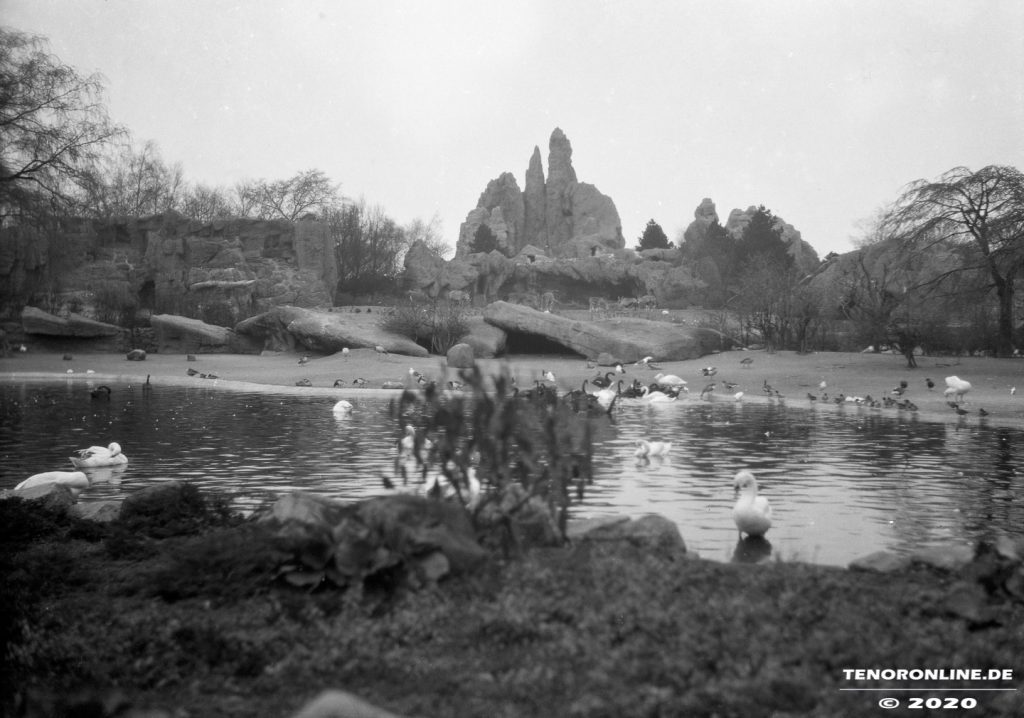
[3,348,1024,429]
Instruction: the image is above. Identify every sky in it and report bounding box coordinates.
[4,0,1023,258]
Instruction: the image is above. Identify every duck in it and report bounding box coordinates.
[90,385,112,399]
[732,470,772,538]
[15,470,89,492]
[634,439,672,458]
[332,400,354,417]
[70,442,128,468]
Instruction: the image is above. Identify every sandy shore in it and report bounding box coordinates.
[3,348,1024,428]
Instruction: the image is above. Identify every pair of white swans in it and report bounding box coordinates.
[16,442,128,492]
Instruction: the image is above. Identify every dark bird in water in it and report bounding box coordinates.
[952,405,969,416]
[899,379,908,389]
[62,354,73,361]
[591,372,615,389]
[807,392,817,401]
[206,373,218,380]
[143,374,152,392]
[978,408,989,417]
[90,385,112,399]
[925,377,935,390]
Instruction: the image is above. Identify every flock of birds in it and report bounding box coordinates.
[15,348,1017,547]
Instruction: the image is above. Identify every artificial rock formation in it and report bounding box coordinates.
[235,305,429,357]
[150,314,259,354]
[483,301,730,362]
[456,128,624,259]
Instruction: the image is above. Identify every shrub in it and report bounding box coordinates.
[390,366,593,553]
[380,302,470,355]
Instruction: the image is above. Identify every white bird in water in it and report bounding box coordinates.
[15,471,89,492]
[634,439,672,458]
[341,347,350,359]
[732,470,772,538]
[332,400,354,417]
[639,386,676,403]
[542,370,556,383]
[70,442,128,469]
[733,391,744,402]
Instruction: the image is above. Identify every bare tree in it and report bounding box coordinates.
[180,182,235,223]
[0,27,125,220]
[237,169,340,221]
[326,199,408,296]
[79,140,184,218]
[883,165,1024,355]
[405,213,451,259]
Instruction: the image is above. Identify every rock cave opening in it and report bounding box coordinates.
[503,329,583,357]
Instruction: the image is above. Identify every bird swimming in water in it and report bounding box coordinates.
[70,442,128,469]
[332,400,354,417]
[732,470,772,538]
[90,385,112,399]
[634,439,672,458]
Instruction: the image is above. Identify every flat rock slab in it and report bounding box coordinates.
[151,314,259,354]
[483,301,729,362]
[22,306,121,337]
[236,306,428,357]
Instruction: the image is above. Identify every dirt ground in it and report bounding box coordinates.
[3,345,1024,428]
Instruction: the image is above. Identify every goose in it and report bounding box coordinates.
[944,376,972,403]
[15,470,89,492]
[332,400,354,417]
[634,439,672,458]
[732,470,772,538]
[653,373,688,389]
[70,442,128,469]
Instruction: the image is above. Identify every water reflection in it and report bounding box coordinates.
[1,379,1022,567]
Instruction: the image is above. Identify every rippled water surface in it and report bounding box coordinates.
[2,379,1021,566]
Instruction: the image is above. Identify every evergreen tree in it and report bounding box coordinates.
[470,223,498,254]
[736,206,792,268]
[636,219,671,251]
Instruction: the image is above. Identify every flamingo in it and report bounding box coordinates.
[732,470,772,538]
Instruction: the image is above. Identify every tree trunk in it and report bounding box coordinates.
[993,274,1015,356]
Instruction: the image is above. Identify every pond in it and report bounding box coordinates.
[1,378,1021,567]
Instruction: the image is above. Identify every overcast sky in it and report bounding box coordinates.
[4,0,1023,257]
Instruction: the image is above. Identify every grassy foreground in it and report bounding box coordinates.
[2,491,1024,718]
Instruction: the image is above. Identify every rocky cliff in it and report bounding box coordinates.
[455,128,624,259]
[0,212,338,326]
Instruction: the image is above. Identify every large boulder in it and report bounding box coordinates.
[459,316,506,358]
[150,314,260,354]
[236,305,429,357]
[483,301,730,362]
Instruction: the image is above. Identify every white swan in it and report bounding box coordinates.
[732,470,772,538]
[423,463,482,508]
[593,381,621,410]
[635,439,672,458]
[654,372,688,388]
[70,442,128,468]
[332,400,354,417]
[398,425,433,461]
[16,470,89,492]
[639,385,676,403]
